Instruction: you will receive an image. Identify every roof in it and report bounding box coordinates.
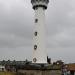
[67,64,75,71]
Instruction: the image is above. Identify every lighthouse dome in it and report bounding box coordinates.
[31,0,49,10]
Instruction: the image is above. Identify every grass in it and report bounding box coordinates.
[0,72,16,75]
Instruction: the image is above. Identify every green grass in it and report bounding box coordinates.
[0,72,15,75]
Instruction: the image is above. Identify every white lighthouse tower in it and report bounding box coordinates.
[31,0,49,63]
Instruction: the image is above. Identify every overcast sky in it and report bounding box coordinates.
[0,0,75,63]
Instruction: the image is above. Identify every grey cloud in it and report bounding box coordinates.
[46,0,75,49]
[47,47,75,63]
[0,33,32,48]
[47,27,75,48]
[0,0,33,48]
[0,47,32,61]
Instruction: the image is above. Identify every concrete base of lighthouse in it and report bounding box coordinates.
[17,70,61,75]
[17,63,61,75]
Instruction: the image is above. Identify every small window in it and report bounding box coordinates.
[35,19,38,23]
[33,58,37,62]
[34,32,37,36]
[34,45,37,50]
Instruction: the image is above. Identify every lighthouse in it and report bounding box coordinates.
[31,0,49,63]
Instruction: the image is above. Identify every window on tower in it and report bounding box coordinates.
[34,32,37,36]
[35,19,38,23]
[33,58,37,62]
[34,45,37,50]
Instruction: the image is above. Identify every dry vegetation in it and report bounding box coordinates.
[0,72,16,75]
